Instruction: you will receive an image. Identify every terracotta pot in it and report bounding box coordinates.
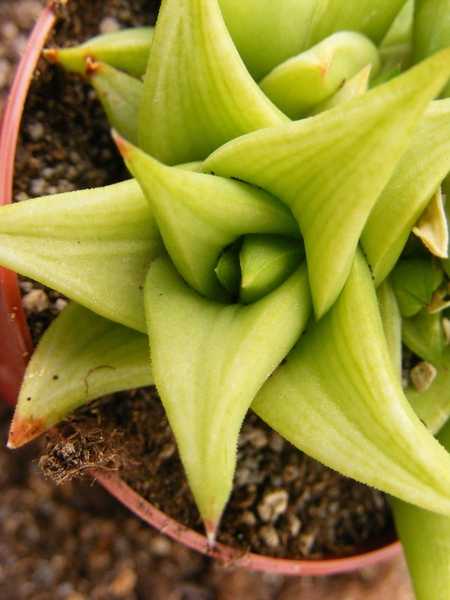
[0,0,402,575]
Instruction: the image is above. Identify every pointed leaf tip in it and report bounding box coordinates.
[205,521,218,547]
[112,130,133,161]
[7,414,46,449]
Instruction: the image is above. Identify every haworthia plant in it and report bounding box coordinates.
[2,0,450,591]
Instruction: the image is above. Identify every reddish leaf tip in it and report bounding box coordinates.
[7,414,45,449]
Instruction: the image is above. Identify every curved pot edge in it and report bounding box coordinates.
[0,0,402,574]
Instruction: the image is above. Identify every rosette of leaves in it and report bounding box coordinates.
[2,0,450,594]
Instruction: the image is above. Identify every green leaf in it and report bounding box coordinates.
[8,302,153,448]
[0,179,164,332]
[87,62,143,145]
[406,345,450,435]
[308,64,371,116]
[218,0,320,81]
[144,254,312,538]
[252,248,450,516]
[138,0,288,165]
[203,49,450,318]
[361,99,450,285]
[259,31,379,120]
[402,309,445,367]
[115,133,300,302]
[390,258,443,318]
[44,27,154,78]
[215,240,242,298]
[307,0,409,47]
[413,0,450,97]
[239,234,305,304]
[390,419,450,600]
[376,278,402,379]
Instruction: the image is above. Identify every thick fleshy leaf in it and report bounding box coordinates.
[87,61,142,145]
[306,0,409,47]
[361,99,450,285]
[390,258,444,318]
[115,133,300,302]
[376,278,402,379]
[239,234,305,304]
[44,27,154,78]
[251,248,450,516]
[8,302,153,449]
[0,179,163,332]
[406,346,450,434]
[218,0,405,81]
[203,50,450,318]
[308,64,371,116]
[402,309,445,367]
[215,241,242,298]
[259,31,379,120]
[138,0,288,165]
[218,0,320,81]
[413,0,450,98]
[390,420,450,600]
[144,254,312,538]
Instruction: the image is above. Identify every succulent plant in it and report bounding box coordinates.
[2,0,450,595]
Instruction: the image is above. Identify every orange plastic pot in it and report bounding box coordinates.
[0,0,402,575]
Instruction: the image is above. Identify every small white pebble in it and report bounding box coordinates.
[29,178,47,196]
[27,121,45,142]
[108,568,137,597]
[54,298,68,312]
[410,361,437,392]
[257,489,289,523]
[259,524,280,548]
[287,513,302,537]
[240,510,257,527]
[99,16,121,35]
[22,289,50,313]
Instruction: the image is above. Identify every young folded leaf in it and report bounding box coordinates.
[259,31,379,120]
[361,99,450,285]
[8,302,153,449]
[251,248,450,516]
[138,0,288,165]
[115,133,300,302]
[144,254,312,540]
[44,27,154,78]
[239,234,305,304]
[203,49,450,318]
[0,179,163,332]
[86,61,143,146]
[308,64,371,116]
[390,419,450,600]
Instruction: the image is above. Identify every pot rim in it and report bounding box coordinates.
[0,0,402,574]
